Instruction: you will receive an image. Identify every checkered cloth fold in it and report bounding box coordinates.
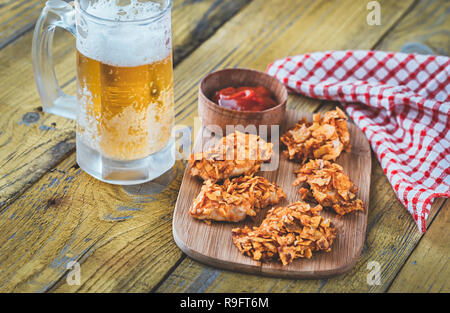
[267,50,450,232]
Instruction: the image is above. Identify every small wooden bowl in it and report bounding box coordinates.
[198,68,287,135]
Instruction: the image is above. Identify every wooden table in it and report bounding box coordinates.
[0,0,448,293]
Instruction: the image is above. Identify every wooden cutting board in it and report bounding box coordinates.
[172,109,371,278]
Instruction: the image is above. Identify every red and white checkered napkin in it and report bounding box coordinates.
[267,50,450,232]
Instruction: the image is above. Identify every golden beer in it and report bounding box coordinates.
[76,51,174,161]
[32,0,176,184]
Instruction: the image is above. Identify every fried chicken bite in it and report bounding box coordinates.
[281,107,351,163]
[189,131,273,182]
[190,175,286,223]
[293,159,364,215]
[232,201,336,265]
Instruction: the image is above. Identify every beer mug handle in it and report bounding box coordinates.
[32,0,77,120]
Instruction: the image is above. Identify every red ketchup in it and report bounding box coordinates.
[212,86,278,112]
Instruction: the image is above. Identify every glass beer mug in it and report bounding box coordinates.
[32,0,175,185]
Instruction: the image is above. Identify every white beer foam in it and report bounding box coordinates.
[86,0,162,21]
[77,0,171,67]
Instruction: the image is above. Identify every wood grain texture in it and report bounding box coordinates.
[50,0,418,292]
[157,0,450,293]
[0,0,44,49]
[387,200,449,293]
[172,0,251,65]
[0,154,187,292]
[173,110,371,278]
[0,0,251,293]
[0,0,251,210]
[376,0,450,56]
[2,0,445,293]
[1,0,414,292]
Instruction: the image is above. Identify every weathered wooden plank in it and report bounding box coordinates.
[0,0,251,210]
[387,201,449,293]
[0,0,251,293]
[156,0,450,293]
[0,154,187,292]
[48,0,417,292]
[376,0,450,56]
[0,0,44,49]
[172,0,252,64]
[0,0,416,292]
